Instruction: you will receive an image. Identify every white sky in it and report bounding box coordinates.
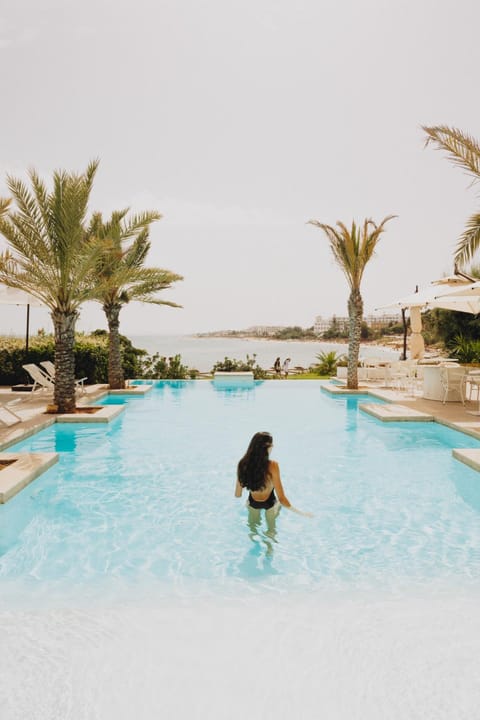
[1,0,480,336]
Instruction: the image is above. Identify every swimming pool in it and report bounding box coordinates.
[1,379,480,605]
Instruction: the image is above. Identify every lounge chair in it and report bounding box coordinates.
[22,363,55,393]
[0,397,22,426]
[40,360,87,394]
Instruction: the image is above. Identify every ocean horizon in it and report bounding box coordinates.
[128,334,399,372]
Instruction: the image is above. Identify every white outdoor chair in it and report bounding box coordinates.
[411,364,424,397]
[362,357,384,382]
[22,363,55,393]
[385,361,410,391]
[440,366,466,405]
[40,360,87,394]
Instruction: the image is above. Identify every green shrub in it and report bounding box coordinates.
[313,351,344,375]
[450,334,480,363]
[212,354,267,380]
[139,352,196,379]
[0,333,148,385]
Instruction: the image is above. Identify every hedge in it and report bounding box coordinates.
[0,333,147,386]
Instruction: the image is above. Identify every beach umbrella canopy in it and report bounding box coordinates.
[0,285,44,351]
[431,280,480,313]
[377,275,474,310]
[376,275,474,359]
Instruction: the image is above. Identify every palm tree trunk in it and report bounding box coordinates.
[52,309,78,413]
[347,290,363,390]
[105,303,125,389]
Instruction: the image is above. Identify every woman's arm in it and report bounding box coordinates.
[271,461,314,518]
[270,461,291,508]
[235,477,243,498]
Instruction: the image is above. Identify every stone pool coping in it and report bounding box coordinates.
[0,451,59,503]
[54,404,124,423]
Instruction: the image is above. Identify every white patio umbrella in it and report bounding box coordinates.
[0,285,44,352]
[431,280,480,313]
[376,274,474,359]
[378,276,474,310]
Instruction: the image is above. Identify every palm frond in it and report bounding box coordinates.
[455,212,480,266]
[86,208,180,313]
[0,197,10,216]
[308,215,396,290]
[120,211,162,240]
[423,125,480,182]
[0,161,101,312]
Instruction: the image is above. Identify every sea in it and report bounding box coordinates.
[129,334,399,372]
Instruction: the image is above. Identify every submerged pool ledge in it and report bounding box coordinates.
[109,384,153,396]
[0,452,58,503]
[359,402,434,422]
[321,383,369,396]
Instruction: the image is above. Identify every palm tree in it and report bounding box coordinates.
[308,217,396,389]
[423,125,480,267]
[0,161,101,413]
[88,210,183,389]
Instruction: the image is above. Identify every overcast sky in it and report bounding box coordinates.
[1,0,480,336]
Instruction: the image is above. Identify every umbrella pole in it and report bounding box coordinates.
[25,304,30,354]
[401,308,407,360]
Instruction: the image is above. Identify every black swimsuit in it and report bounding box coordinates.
[248,488,276,509]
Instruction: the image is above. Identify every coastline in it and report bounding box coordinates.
[193,332,407,352]
[128,333,428,372]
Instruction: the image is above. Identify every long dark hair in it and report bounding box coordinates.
[237,432,273,491]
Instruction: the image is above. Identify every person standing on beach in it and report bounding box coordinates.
[282,358,291,378]
[274,357,281,377]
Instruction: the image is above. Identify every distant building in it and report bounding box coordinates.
[366,313,401,329]
[243,326,286,337]
[314,316,348,334]
[314,313,401,335]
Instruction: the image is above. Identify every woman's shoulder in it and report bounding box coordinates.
[268,459,279,472]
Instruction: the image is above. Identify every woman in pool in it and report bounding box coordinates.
[235,431,312,521]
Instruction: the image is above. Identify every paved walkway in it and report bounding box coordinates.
[363,383,480,438]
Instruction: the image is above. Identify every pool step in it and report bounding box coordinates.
[452,448,480,472]
[56,405,125,423]
[109,384,153,395]
[322,384,370,396]
[359,403,434,422]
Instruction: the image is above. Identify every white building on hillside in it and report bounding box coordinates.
[314,313,401,335]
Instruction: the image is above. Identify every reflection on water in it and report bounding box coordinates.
[211,379,262,397]
[236,505,281,577]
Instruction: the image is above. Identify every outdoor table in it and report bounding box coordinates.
[422,365,460,401]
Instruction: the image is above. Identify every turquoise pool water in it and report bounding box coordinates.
[1,380,480,602]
